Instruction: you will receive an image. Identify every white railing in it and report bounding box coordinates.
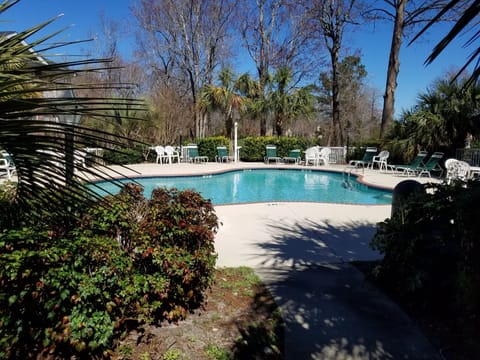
[326,146,347,164]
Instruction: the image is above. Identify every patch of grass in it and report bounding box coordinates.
[162,349,182,360]
[117,344,133,357]
[204,344,233,360]
[216,266,261,297]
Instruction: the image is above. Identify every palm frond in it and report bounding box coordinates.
[0,2,146,223]
[410,0,480,86]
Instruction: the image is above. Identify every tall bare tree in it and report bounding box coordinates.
[365,0,455,138]
[240,0,316,136]
[319,55,380,142]
[304,0,362,146]
[132,0,238,138]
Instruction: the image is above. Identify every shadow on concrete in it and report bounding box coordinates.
[253,219,441,360]
[255,218,382,268]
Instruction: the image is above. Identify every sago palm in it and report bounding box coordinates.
[0,0,144,222]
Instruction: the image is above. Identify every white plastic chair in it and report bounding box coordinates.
[304,146,320,166]
[164,146,180,164]
[0,151,16,180]
[155,146,167,164]
[318,147,331,165]
[371,150,390,171]
[74,149,87,168]
[446,158,471,184]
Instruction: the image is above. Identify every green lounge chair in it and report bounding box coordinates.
[283,149,301,164]
[393,151,428,176]
[215,146,232,163]
[187,145,208,163]
[417,152,444,177]
[264,145,281,164]
[348,147,377,169]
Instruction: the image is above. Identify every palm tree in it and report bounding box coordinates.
[198,68,245,138]
[416,77,480,149]
[388,75,480,158]
[267,67,315,136]
[234,72,267,133]
[0,0,144,221]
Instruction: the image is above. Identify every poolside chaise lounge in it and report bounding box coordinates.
[347,147,377,170]
[283,149,301,164]
[265,145,281,164]
[187,145,208,163]
[417,152,444,177]
[216,146,233,163]
[392,151,428,176]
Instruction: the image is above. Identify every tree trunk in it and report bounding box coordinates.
[380,0,406,139]
[225,115,233,139]
[275,114,284,136]
[331,47,343,146]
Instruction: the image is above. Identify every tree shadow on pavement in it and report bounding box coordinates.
[252,219,441,360]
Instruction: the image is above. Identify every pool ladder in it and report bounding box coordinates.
[342,166,359,189]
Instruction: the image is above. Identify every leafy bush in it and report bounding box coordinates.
[80,183,219,322]
[371,181,480,319]
[0,183,219,357]
[103,147,143,165]
[0,228,131,357]
[197,136,230,161]
[239,136,315,162]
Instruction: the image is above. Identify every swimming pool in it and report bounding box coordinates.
[91,169,392,205]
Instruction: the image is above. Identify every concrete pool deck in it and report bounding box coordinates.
[82,161,444,359]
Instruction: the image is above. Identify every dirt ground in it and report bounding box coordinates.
[113,267,284,360]
[113,263,478,360]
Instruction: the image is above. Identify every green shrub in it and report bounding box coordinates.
[81,183,218,321]
[0,229,133,358]
[103,147,143,165]
[0,183,219,357]
[197,136,230,162]
[239,136,315,162]
[371,181,480,319]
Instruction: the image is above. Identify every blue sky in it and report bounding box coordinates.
[2,0,473,116]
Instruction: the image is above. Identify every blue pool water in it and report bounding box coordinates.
[91,169,392,205]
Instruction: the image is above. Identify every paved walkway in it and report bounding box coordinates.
[86,162,443,359]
